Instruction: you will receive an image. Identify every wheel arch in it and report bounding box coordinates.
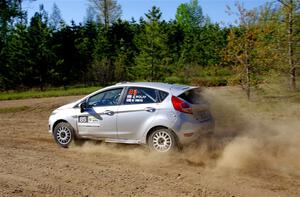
[52,119,69,133]
[146,125,179,145]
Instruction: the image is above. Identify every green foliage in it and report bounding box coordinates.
[0,86,100,100]
[167,65,232,86]
[1,0,298,98]
[175,0,226,68]
[1,1,231,91]
[0,0,22,40]
[223,2,288,98]
[175,0,207,30]
[27,5,55,91]
[0,106,30,113]
[0,0,24,89]
[3,23,31,89]
[135,6,170,81]
[164,76,185,84]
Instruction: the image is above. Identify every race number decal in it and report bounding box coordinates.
[126,88,146,103]
[128,89,138,96]
[78,116,88,123]
[78,116,99,123]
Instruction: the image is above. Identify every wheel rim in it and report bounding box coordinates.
[56,126,72,145]
[152,131,172,152]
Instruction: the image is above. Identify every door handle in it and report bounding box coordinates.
[145,107,156,112]
[103,110,114,116]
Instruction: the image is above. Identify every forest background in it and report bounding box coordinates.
[1,0,299,99]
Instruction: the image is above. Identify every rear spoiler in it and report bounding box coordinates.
[170,85,199,96]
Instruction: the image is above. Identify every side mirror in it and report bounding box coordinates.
[80,101,88,113]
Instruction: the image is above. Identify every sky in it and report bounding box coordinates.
[23,0,270,25]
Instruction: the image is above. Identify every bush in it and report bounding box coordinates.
[190,76,228,87]
[164,76,185,84]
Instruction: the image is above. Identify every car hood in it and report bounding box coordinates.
[56,102,77,110]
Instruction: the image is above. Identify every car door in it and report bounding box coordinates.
[77,88,124,138]
[116,87,159,141]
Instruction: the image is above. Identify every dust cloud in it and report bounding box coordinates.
[71,141,173,167]
[72,87,300,177]
[202,88,300,176]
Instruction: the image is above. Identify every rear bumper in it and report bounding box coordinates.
[175,118,215,145]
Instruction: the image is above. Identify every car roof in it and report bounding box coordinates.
[75,82,197,106]
[113,82,196,96]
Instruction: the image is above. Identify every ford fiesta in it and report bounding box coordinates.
[49,82,214,152]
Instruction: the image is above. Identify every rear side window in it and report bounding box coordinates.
[178,88,202,104]
[158,90,169,102]
[125,87,158,104]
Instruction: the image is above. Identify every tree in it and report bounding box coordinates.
[114,20,136,81]
[135,6,170,81]
[0,0,22,39]
[175,0,225,75]
[88,0,122,28]
[85,6,96,23]
[278,0,300,91]
[27,5,54,90]
[49,3,64,31]
[4,23,31,89]
[0,0,24,90]
[175,0,207,31]
[51,21,84,86]
[163,20,184,66]
[92,24,113,84]
[224,3,259,99]
[75,20,98,85]
[223,2,280,99]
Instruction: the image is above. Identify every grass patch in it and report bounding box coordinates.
[0,106,30,113]
[0,86,101,101]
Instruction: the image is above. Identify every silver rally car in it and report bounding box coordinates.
[49,82,214,152]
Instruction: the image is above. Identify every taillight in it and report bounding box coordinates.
[171,96,193,114]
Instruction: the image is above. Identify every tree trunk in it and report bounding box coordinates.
[288,1,296,90]
[40,77,44,91]
[246,63,250,100]
[151,19,154,82]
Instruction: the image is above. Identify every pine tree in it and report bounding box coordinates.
[5,23,31,89]
[49,3,64,31]
[27,5,54,90]
[135,6,169,81]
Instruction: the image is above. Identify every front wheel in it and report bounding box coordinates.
[53,122,74,148]
[148,129,177,153]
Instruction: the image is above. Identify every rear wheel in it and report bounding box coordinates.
[53,122,74,148]
[148,129,177,153]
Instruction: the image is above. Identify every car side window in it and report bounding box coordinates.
[124,87,158,104]
[158,90,169,102]
[88,88,123,107]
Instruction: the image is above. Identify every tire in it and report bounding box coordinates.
[148,128,177,153]
[53,122,74,148]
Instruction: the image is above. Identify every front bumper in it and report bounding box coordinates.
[48,115,55,133]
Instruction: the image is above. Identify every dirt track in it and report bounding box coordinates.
[0,87,300,197]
